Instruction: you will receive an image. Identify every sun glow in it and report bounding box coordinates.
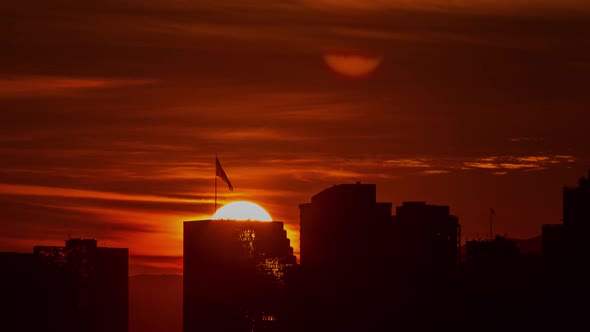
[212,201,272,221]
[323,52,383,78]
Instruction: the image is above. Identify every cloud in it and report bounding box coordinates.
[198,128,309,142]
[129,254,183,275]
[509,137,543,143]
[464,162,499,169]
[301,0,590,13]
[422,169,450,175]
[516,156,550,162]
[0,76,157,97]
[463,155,575,172]
[0,183,212,204]
[331,27,504,48]
[384,159,431,168]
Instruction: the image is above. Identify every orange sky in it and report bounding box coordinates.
[1,0,589,275]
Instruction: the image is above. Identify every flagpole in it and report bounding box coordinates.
[489,209,493,240]
[215,154,217,213]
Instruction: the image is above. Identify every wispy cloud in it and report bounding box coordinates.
[384,158,431,168]
[331,27,504,48]
[463,162,499,169]
[0,183,212,204]
[509,137,543,143]
[422,169,450,175]
[198,128,309,142]
[129,255,183,275]
[301,0,590,13]
[0,76,157,97]
[463,155,575,172]
[371,154,576,175]
[491,171,508,175]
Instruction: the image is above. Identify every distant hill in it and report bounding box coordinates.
[129,274,183,332]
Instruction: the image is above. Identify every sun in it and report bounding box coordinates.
[323,52,383,78]
[211,201,272,221]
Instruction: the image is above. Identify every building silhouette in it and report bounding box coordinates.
[465,236,519,267]
[389,201,460,330]
[297,182,460,331]
[563,169,590,227]
[183,219,296,332]
[298,183,392,331]
[542,169,590,331]
[0,238,128,332]
[299,182,392,268]
[462,236,542,332]
[391,201,460,283]
[7,174,588,332]
[0,252,40,331]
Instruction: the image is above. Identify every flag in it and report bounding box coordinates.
[491,208,496,216]
[216,157,233,191]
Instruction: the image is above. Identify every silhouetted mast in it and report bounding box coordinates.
[214,153,217,213]
[489,208,496,240]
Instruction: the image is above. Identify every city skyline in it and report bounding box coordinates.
[2,173,589,332]
[2,0,590,275]
[1,161,586,275]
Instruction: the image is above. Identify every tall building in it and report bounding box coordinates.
[0,239,128,332]
[183,219,296,332]
[543,170,590,283]
[391,201,460,284]
[298,183,393,331]
[0,252,41,331]
[299,182,392,268]
[298,183,460,331]
[389,201,460,330]
[462,237,522,330]
[542,170,590,330]
[465,236,519,267]
[563,169,590,227]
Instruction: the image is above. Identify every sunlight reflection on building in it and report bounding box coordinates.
[183,219,296,332]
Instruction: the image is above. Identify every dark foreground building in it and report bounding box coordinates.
[390,201,461,329]
[183,219,296,332]
[297,183,460,332]
[297,183,393,331]
[542,170,590,331]
[0,252,39,331]
[462,236,542,332]
[0,239,128,332]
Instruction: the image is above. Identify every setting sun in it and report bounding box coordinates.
[211,201,272,221]
[323,52,383,78]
